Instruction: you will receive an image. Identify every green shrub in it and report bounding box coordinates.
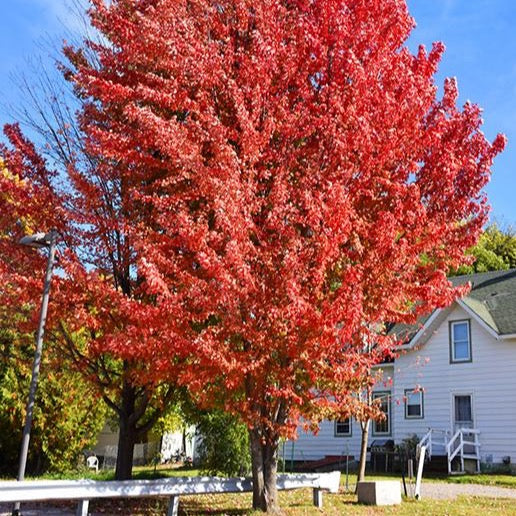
[195,410,251,477]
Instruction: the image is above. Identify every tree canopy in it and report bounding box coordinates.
[0,0,505,511]
[455,223,516,275]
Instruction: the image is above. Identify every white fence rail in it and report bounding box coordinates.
[0,471,341,515]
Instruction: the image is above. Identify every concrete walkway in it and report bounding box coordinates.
[420,481,516,500]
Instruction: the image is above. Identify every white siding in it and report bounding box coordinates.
[283,419,361,462]
[288,303,516,465]
[394,304,516,464]
[93,424,119,453]
[284,366,394,462]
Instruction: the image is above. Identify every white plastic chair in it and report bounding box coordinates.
[86,455,99,473]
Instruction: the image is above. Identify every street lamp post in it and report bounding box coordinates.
[13,230,58,516]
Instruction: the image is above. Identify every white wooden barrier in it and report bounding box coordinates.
[0,471,341,515]
[414,444,426,500]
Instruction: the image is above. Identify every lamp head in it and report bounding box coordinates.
[19,231,56,249]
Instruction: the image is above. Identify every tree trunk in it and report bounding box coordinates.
[104,371,162,480]
[249,428,280,513]
[357,419,370,486]
[115,416,137,480]
[182,427,187,457]
[357,385,373,490]
[114,380,138,480]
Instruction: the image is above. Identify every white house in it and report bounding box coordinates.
[92,425,197,468]
[284,269,516,474]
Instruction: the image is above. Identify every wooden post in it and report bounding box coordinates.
[167,495,179,516]
[414,445,426,500]
[312,488,323,508]
[76,499,89,516]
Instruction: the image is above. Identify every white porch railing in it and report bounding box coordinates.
[445,428,481,474]
[418,428,450,460]
[418,428,480,475]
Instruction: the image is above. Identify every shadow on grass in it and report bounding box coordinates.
[181,508,249,515]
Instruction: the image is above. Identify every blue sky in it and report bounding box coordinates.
[1,0,515,225]
[406,0,516,226]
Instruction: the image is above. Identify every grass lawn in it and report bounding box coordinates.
[11,487,516,515]
[81,488,516,515]
[435,474,516,489]
[27,464,201,481]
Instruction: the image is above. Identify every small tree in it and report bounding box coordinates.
[455,223,516,275]
[194,410,251,477]
[0,133,180,480]
[0,317,107,475]
[341,342,388,486]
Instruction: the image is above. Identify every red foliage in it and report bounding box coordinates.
[59,0,504,434]
[0,0,505,504]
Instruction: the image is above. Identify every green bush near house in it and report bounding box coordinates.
[194,410,251,477]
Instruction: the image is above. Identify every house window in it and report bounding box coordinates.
[335,418,352,437]
[372,392,391,435]
[450,320,471,363]
[454,395,473,428]
[404,389,424,419]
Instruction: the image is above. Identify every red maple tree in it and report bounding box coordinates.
[0,123,183,480]
[1,0,505,511]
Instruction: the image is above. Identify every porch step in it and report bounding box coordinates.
[425,455,448,473]
[420,427,481,476]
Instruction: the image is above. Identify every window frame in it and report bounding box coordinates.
[449,319,472,364]
[453,393,474,428]
[372,391,391,436]
[334,417,352,437]
[404,388,424,419]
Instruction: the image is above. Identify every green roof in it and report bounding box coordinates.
[451,269,516,335]
[389,269,516,342]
